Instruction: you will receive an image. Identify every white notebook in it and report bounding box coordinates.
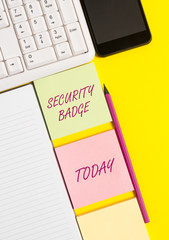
[0,85,82,240]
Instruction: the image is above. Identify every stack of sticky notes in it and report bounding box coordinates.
[34,63,150,240]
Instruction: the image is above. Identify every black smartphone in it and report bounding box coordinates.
[80,0,151,56]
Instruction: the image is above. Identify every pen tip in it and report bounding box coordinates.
[104,84,109,94]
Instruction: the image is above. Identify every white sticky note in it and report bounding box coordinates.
[0,84,82,240]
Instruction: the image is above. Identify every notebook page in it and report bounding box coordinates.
[0,85,82,240]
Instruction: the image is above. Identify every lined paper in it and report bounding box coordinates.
[0,85,82,240]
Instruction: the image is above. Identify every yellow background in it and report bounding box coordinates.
[3,0,167,238]
[92,0,169,239]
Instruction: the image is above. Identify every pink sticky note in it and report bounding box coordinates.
[55,130,134,209]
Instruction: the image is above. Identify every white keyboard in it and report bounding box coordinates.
[0,0,95,92]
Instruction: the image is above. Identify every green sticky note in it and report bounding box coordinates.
[34,63,112,140]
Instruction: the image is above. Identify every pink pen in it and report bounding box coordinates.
[104,85,149,223]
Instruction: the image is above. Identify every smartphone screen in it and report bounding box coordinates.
[81,0,151,56]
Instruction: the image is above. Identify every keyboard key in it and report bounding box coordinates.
[50,27,67,44]
[30,16,47,34]
[0,49,3,61]
[10,6,27,24]
[57,0,77,24]
[23,0,35,3]
[66,22,87,55]
[24,47,57,69]
[40,0,58,14]
[55,42,72,60]
[6,0,22,9]
[20,36,37,54]
[35,31,52,49]
[0,10,9,29]
[15,21,32,39]
[45,12,62,30]
[5,57,23,75]
[25,1,42,19]
[0,1,4,10]
[0,62,8,79]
